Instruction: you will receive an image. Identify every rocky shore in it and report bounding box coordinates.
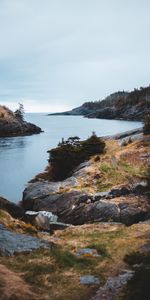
[0,127,149,300]
[0,105,42,137]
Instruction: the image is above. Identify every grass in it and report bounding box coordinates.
[96,159,144,192]
[0,222,149,300]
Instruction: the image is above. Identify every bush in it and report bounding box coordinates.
[48,133,106,180]
[143,114,150,135]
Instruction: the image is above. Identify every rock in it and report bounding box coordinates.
[76,248,100,258]
[132,181,149,195]
[93,186,130,201]
[88,200,120,222]
[120,205,148,225]
[22,188,121,225]
[23,179,79,211]
[49,222,71,233]
[0,224,51,256]
[0,105,42,137]
[139,243,150,253]
[25,210,58,230]
[22,180,150,225]
[93,191,111,201]
[91,270,134,300]
[0,196,25,219]
[80,275,100,285]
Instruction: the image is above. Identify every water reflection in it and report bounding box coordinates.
[0,136,29,151]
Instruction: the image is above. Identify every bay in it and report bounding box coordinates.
[0,114,141,202]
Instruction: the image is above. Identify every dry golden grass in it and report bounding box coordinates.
[0,209,37,235]
[0,221,149,300]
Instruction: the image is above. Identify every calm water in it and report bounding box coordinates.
[0,114,141,202]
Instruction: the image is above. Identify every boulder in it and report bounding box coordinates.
[22,178,79,210]
[0,224,51,256]
[120,205,148,226]
[25,210,58,230]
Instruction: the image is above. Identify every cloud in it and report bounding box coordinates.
[0,0,150,111]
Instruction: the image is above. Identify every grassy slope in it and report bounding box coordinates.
[0,218,149,300]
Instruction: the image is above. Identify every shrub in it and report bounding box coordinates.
[48,133,106,180]
[143,114,150,135]
[15,103,25,121]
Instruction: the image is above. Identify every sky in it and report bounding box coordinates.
[0,0,150,112]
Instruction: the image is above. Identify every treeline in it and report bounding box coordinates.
[81,86,150,112]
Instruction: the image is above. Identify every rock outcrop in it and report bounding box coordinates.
[22,182,150,226]
[0,105,42,137]
[0,224,51,256]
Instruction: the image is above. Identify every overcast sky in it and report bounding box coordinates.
[0,0,150,112]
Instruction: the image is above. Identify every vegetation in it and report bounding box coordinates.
[96,159,143,192]
[0,220,149,300]
[143,114,150,135]
[15,103,25,121]
[48,132,105,180]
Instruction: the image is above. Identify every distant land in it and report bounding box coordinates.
[0,105,42,137]
[49,85,150,121]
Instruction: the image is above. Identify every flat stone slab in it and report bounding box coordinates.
[80,275,100,285]
[76,248,100,258]
[0,224,51,256]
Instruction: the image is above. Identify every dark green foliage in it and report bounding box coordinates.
[15,103,24,121]
[77,86,150,113]
[143,114,150,135]
[48,133,105,180]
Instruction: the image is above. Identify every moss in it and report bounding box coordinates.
[51,245,95,269]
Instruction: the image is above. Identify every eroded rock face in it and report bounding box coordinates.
[22,181,150,226]
[0,224,51,256]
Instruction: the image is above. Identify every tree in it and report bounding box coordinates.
[48,133,106,180]
[15,103,24,121]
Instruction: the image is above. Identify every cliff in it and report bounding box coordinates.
[0,105,42,137]
[49,86,150,121]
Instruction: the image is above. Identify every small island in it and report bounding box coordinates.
[0,104,42,137]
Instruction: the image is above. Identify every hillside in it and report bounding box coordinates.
[0,129,149,300]
[49,86,150,121]
[0,105,42,137]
